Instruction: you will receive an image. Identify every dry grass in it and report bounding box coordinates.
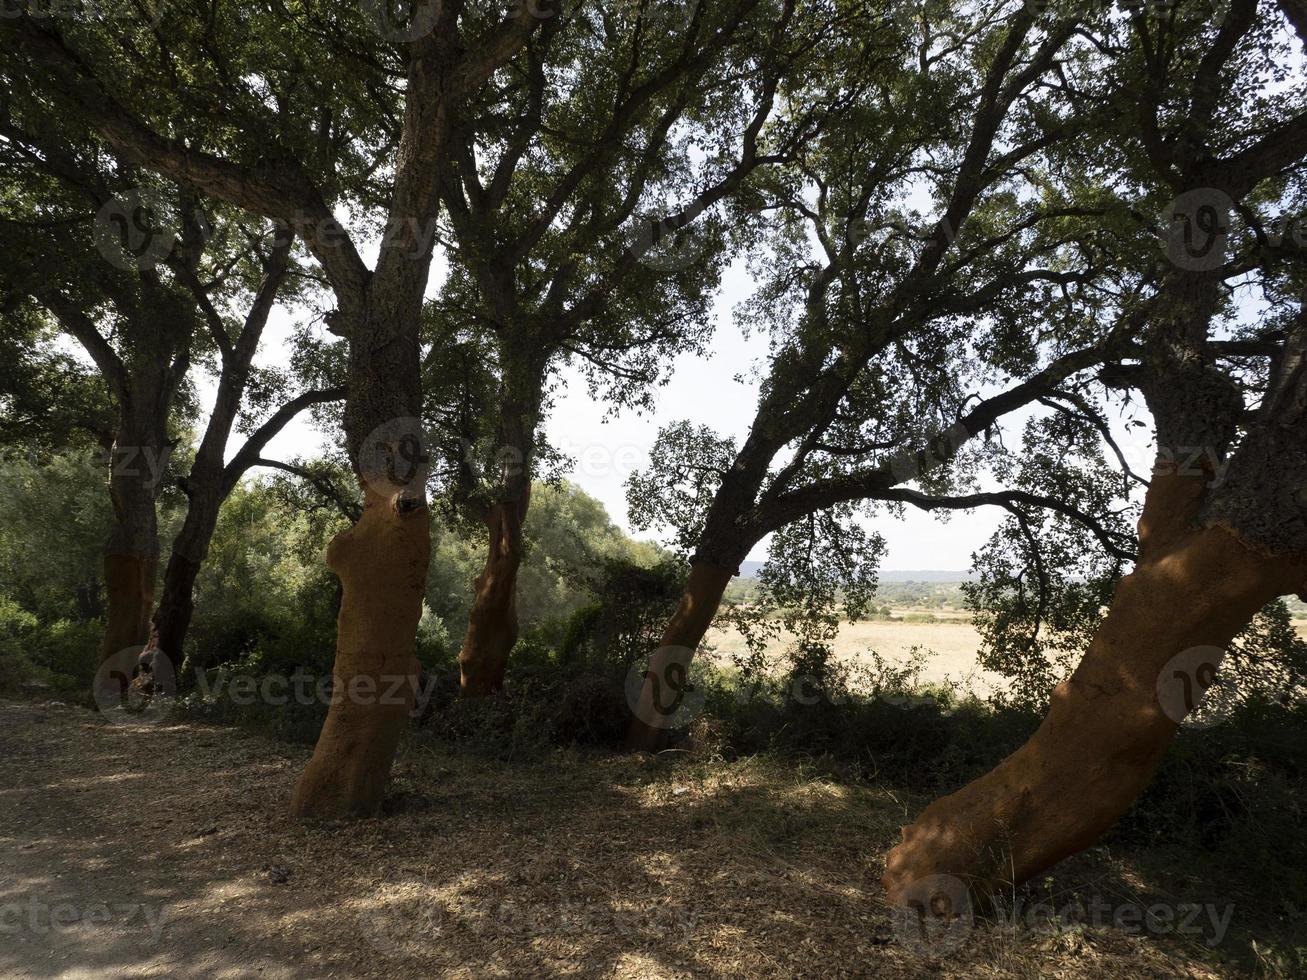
[0,699,1273,978]
[706,612,1004,694]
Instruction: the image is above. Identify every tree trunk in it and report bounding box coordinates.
[626,560,736,752]
[144,488,221,675]
[99,552,157,665]
[290,487,430,818]
[881,471,1307,904]
[458,494,529,696]
[98,423,164,671]
[143,480,224,679]
[146,555,202,671]
[454,382,541,698]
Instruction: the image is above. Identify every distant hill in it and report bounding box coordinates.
[737,561,973,582]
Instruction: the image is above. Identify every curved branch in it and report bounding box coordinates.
[251,458,361,523]
[875,487,1137,563]
[221,387,346,493]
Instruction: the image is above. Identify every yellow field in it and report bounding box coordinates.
[705,609,1006,695]
[706,612,1307,698]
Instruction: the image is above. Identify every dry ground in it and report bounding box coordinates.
[0,699,1279,979]
[705,616,1003,693]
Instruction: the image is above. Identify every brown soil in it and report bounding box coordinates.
[0,699,1269,978]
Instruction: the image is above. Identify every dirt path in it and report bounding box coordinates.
[0,699,1243,978]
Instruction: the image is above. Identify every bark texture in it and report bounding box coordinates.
[289,488,430,818]
[454,383,541,698]
[145,518,210,673]
[458,494,530,697]
[626,560,736,752]
[99,553,157,666]
[881,471,1307,903]
[98,412,170,667]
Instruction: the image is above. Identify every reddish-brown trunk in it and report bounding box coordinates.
[457,495,529,697]
[625,561,736,752]
[882,472,1307,904]
[290,488,430,818]
[144,553,202,674]
[99,553,157,666]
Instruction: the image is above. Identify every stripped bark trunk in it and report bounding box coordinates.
[456,389,540,697]
[458,493,530,696]
[625,560,736,751]
[882,468,1306,902]
[882,302,1307,901]
[99,553,156,665]
[98,413,168,670]
[289,277,432,817]
[145,489,219,674]
[289,486,429,817]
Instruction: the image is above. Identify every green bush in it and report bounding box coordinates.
[0,595,97,695]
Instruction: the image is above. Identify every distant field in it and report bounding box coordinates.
[706,604,1307,698]
[705,607,1006,695]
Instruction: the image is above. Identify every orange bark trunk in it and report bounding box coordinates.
[99,553,156,666]
[625,561,735,752]
[457,497,528,697]
[882,472,1307,904]
[290,488,430,818]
